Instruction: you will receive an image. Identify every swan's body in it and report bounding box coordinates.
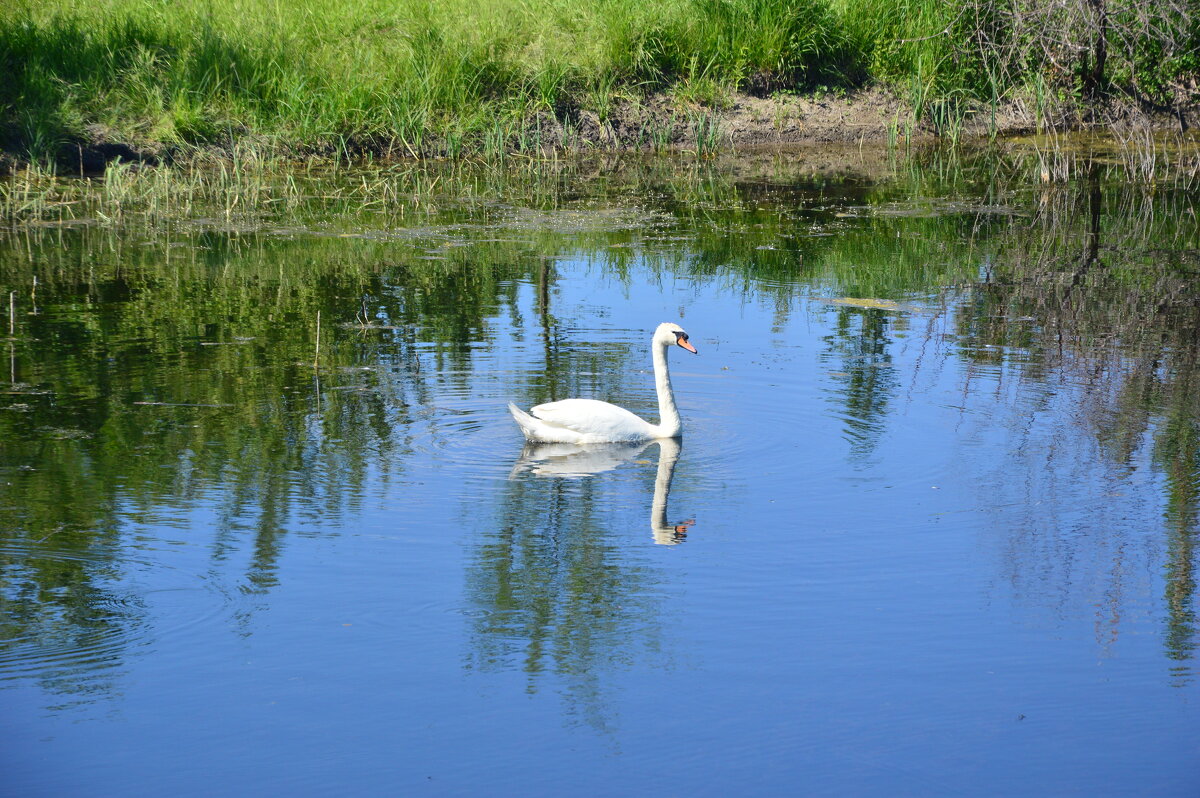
[508,322,697,444]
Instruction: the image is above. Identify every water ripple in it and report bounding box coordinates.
[0,543,230,681]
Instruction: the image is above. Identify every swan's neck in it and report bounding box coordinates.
[652,341,681,438]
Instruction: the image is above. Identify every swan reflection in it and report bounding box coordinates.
[510,438,694,545]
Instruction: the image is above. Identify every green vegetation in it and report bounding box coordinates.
[1,0,1197,165]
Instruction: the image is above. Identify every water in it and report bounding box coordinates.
[2,154,1198,795]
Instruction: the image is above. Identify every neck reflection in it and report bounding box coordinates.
[511,437,693,545]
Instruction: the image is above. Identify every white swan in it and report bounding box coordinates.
[508,322,698,443]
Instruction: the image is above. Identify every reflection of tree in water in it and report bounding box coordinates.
[820,307,899,461]
[0,228,539,697]
[4,154,1197,704]
[0,532,138,702]
[1152,353,1200,671]
[956,178,1200,676]
[466,291,676,732]
[464,468,668,734]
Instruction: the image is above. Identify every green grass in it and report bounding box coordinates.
[0,0,860,163]
[1,0,1197,164]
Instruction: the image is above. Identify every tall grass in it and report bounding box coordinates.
[1,0,1197,164]
[0,0,863,163]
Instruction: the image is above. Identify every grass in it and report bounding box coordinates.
[0,0,859,164]
[1,0,1197,165]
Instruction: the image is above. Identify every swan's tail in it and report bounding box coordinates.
[508,402,585,443]
[508,402,539,441]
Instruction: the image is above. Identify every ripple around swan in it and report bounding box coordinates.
[391,333,958,518]
[412,389,527,487]
[409,359,826,490]
[0,543,230,682]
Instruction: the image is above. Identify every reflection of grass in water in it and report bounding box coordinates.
[4,144,1199,233]
[0,156,987,603]
[3,156,1198,688]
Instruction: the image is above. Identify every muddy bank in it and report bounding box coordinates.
[562,86,1194,150]
[11,86,1199,175]
[570,86,929,150]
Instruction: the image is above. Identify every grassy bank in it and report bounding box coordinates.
[2,0,1198,166]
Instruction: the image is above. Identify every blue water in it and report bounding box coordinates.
[2,162,1197,796]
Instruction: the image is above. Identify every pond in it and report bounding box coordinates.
[2,150,1198,795]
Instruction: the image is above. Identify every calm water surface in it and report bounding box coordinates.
[2,155,1198,795]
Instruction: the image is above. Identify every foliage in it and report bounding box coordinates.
[1,0,1196,163]
[841,0,1200,118]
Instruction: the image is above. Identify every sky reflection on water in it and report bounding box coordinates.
[1,158,1198,795]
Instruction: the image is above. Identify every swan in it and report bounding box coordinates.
[508,322,698,443]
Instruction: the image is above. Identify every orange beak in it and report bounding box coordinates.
[678,339,698,354]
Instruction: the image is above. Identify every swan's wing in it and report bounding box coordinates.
[529,398,654,441]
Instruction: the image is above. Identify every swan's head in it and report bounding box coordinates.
[654,322,697,354]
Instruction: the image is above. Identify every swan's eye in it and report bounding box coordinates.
[674,331,688,342]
